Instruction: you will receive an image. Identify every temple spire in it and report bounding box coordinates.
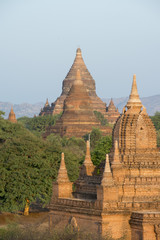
[45,98,49,107]
[104,154,111,173]
[76,48,82,57]
[101,154,113,186]
[84,140,93,166]
[57,153,70,183]
[80,140,94,176]
[8,106,17,123]
[126,74,142,109]
[112,140,120,164]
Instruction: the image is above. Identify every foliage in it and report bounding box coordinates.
[150,111,160,131]
[0,118,59,212]
[0,113,112,212]
[47,135,86,182]
[150,111,160,147]
[157,130,160,148]
[91,135,112,166]
[18,113,62,136]
[0,111,5,119]
[94,111,109,126]
[90,128,102,149]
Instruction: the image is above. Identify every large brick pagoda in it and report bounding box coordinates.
[49,75,160,240]
[39,48,119,124]
[44,70,112,138]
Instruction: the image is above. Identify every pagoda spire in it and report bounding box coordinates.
[76,48,82,57]
[57,153,70,183]
[80,140,94,176]
[8,106,17,123]
[126,74,142,109]
[45,98,49,107]
[101,154,113,186]
[108,98,116,111]
[84,140,93,166]
[112,140,121,164]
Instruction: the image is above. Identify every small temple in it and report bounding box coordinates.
[39,48,119,124]
[44,69,112,138]
[106,98,120,124]
[8,106,17,123]
[49,75,160,240]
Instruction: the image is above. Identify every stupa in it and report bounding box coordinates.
[8,106,17,123]
[39,48,119,123]
[44,70,112,138]
[106,98,120,123]
[49,75,160,240]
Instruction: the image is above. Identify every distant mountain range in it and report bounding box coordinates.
[1,94,160,119]
[0,102,44,119]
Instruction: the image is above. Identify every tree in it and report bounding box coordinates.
[0,118,56,213]
[94,111,109,126]
[150,112,160,147]
[18,113,62,137]
[91,135,112,166]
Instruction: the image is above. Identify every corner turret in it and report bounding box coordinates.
[52,153,72,199]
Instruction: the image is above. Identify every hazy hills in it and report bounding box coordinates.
[0,102,44,119]
[0,94,160,119]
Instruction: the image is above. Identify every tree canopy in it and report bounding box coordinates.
[0,111,112,212]
[150,111,160,147]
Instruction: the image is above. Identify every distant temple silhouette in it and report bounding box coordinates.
[8,106,17,123]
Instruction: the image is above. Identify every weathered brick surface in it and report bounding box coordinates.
[49,75,160,240]
[44,70,112,138]
[39,48,120,125]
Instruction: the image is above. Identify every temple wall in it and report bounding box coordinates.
[129,212,160,240]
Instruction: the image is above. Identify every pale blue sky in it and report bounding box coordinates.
[0,0,160,104]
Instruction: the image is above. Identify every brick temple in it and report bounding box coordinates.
[44,69,112,138]
[49,75,160,240]
[8,106,17,123]
[39,48,120,124]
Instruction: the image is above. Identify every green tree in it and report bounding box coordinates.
[150,112,160,147]
[91,135,112,166]
[0,118,57,212]
[150,111,160,131]
[94,111,109,126]
[18,113,62,137]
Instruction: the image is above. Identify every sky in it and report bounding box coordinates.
[0,0,160,104]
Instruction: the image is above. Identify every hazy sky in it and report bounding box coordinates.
[0,0,160,104]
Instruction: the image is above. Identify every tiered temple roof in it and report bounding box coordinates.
[105,98,120,123]
[39,48,119,124]
[44,69,112,138]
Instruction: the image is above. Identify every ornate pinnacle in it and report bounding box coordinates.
[45,98,49,107]
[104,154,111,173]
[57,152,70,183]
[126,74,142,109]
[112,140,120,164]
[84,140,93,166]
[101,154,113,185]
[76,48,82,56]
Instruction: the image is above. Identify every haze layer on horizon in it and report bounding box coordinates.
[0,0,160,104]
